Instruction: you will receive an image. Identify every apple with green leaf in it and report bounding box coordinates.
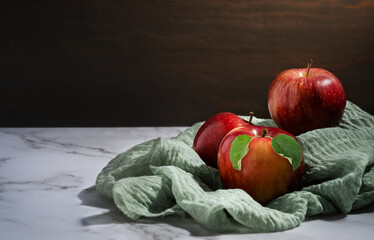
[217,124,304,205]
[193,112,248,168]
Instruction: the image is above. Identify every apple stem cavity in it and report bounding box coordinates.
[306,59,313,77]
[248,112,254,124]
[261,128,268,137]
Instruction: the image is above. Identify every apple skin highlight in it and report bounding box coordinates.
[268,67,346,136]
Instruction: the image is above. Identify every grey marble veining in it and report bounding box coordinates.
[0,127,373,240]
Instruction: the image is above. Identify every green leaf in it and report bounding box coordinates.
[271,134,302,171]
[230,135,252,170]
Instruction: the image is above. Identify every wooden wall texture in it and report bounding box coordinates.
[1,0,374,127]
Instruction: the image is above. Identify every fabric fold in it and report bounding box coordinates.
[96,101,374,232]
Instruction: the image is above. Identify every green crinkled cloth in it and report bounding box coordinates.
[96,101,374,232]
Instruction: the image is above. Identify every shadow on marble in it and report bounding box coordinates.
[303,202,374,222]
[78,186,121,225]
[78,185,117,211]
[78,186,224,236]
[303,213,346,222]
[350,202,374,214]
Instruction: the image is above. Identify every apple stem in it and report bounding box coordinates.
[261,128,268,137]
[306,59,313,77]
[248,112,254,124]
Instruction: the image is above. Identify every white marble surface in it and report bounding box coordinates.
[0,127,373,240]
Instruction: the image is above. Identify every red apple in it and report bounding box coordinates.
[217,124,304,205]
[268,60,346,135]
[193,112,248,168]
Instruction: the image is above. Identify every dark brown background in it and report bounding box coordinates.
[1,0,374,127]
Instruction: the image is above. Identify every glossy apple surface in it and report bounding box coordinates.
[217,125,304,205]
[193,112,248,168]
[268,63,346,135]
